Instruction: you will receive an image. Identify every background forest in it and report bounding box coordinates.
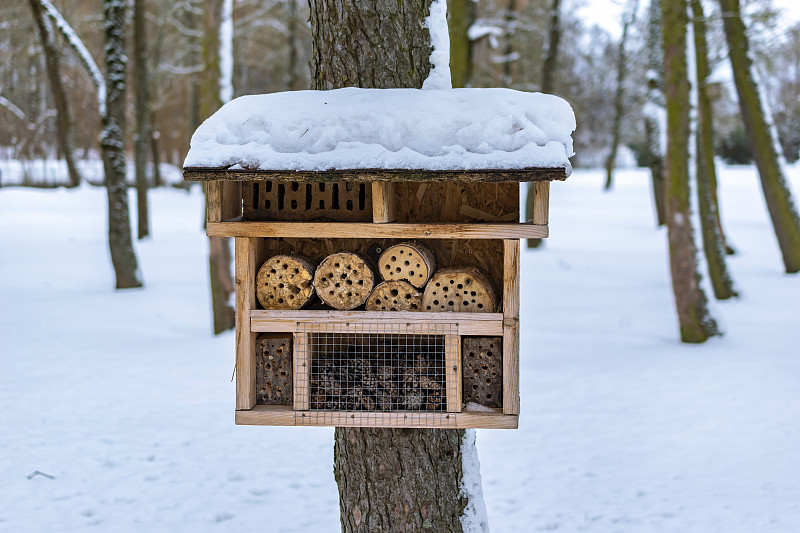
[2,0,800,183]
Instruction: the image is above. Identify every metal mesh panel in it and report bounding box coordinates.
[294,322,458,427]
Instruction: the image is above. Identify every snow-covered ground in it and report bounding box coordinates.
[1,166,798,532]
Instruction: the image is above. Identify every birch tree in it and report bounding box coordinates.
[719,0,800,273]
[309,2,489,531]
[661,0,718,342]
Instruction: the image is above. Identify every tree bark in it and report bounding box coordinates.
[645,0,667,227]
[309,1,486,531]
[448,0,475,89]
[134,0,151,239]
[691,0,736,299]
[661,0,717,342]
[605,0,639,191]
[203,0,235,334]
[719,0,800,273]
[29,0,83,188]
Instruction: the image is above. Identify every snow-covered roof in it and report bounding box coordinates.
[183,87,576,175]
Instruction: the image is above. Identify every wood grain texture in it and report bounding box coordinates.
[377,241,435,287]
[293,333,310,410]
[395,182,520,223]
[234,237,264,410]
[444,334,462,413]
[250,310,503,335]
[314,252,375,310]
[184,167,568,183]
[206,221,549,239]
[365,280,423,311]
[422,267,498,313]
[207,181,223,223]
[255,254,316,310]
[371,182,397,223]
[221,181,242,220]
[532,181,550,225]
[235,404,519,429]
[502,239,521,415]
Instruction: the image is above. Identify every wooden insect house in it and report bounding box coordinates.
[183,88,575,429]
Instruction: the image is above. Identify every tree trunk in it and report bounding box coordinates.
[604,0,639,191]
[287,0,302,91]
[719,0,800,273]
[691,0,736,299]
[309,2,487,531]
[645,0,667,227]
[644,107,667,226]
[526,0,562,248]
[661,0,717,342]
[102,0,142,289]
[29,0,83,188]
[134,0,150,239]
[202,0,235,334]
[448,0,474,89]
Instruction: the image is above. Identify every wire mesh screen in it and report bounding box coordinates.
[295,322,458,427]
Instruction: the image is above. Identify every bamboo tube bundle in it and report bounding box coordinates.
[255,254,316,310]
[365,280,423,311]
[377,242,436,288]
[314,252,375,310]
[422,267,498,313]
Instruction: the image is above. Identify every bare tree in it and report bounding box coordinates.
[28,0,83,188]
[719,0,800,273]
[605,0,640,191]
[309,2,488,531]
[643,0,666,226]
[691,0,736,299]
[134,0,151,239]
[449,0,475,89]
[661,0,717,342]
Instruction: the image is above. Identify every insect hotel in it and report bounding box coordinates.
[183,88,575,429]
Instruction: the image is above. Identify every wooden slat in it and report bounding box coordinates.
[207,181,223,223]
[234,237,262,410]
[371,182,397,223]
[184,167,568,183]
[207,221,548,239]
[532,181,550,225]
[293,333,309,411]
[235,404,518,429]
[221,181,242,220]
[502,239,521,415]
[445,334,462,413]
[250,310,503,336]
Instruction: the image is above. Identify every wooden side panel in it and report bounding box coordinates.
[444,334,462,413]
[221,181,242,220]
[293,333,310,411]
[532,181,550,225]
[234,237,264,410]
[502,239,520,415]
[371,182,397,223]
[395,182,519,223]
[207,181,223,223]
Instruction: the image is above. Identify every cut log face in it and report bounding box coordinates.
[422,267,498,313]
[365,280,423,311]
[314,252,375,310]
[462,337,502,408]
[255,333,293,405]
[255,254,316,310]
[378,242,436,287]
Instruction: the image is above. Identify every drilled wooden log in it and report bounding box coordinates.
[314,252,375,310]
[255,333,293,405]
[377,242,436,287]
[462,337,503,408]
[422,267,498,313]
[255,254,316,310]
[365,280,423,311]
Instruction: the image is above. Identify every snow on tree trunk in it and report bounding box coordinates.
[134,0,150,239]
[690,0,736,299]
[102,0,142,289]
[644,0,667,227]
[660,0,717,343]
[719,0,800,273]
[29,0,83,188]
[309,1,488,531]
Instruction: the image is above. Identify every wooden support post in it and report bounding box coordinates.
[502,239,520,415]
[445,334,462,413]
[207,181,223,223]
[234,237,263,410]
[371,182,397,223]
[532,181,550,225]
[293,333,310,411]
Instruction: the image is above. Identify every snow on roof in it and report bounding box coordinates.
[183,87,576,174]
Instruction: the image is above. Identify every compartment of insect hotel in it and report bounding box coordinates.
[183,87,575,429]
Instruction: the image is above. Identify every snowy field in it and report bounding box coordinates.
[1,166,798,532]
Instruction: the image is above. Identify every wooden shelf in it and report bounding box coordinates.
[235,404,519,429]
[208,221,548,239]
[250,310,504,336]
